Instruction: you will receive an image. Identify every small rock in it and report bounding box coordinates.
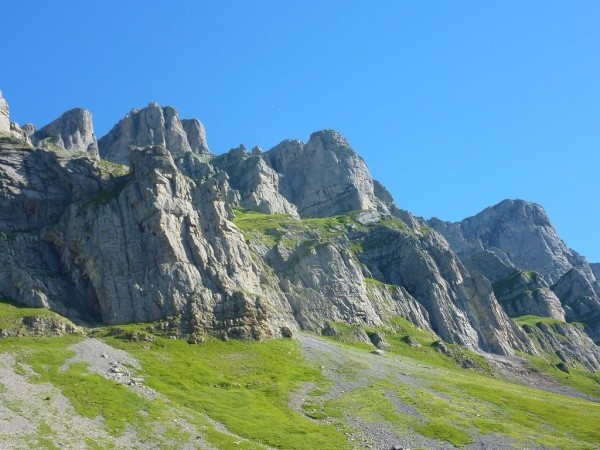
[101,353,108,358]
[371,349,385,356]
[280,326,293,338]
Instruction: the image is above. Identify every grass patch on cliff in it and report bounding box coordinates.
[232,207,364,248]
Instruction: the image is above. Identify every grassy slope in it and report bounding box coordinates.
[0,299,599,448]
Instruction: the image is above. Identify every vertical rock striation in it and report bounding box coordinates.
[98,103,210,164]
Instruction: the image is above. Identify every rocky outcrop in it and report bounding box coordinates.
[552,266,600,343]
[44,145,277,338]
[520,318,600,372]
[591,263,600,280]
[212,146,298,216]
[263,130,390,218]
[32,108,98,156]
[429,199,584,284]
[181,119,210,156]
[0,91,31,145]
[0,145,125,319]
[0,91,10,134]
[432,199,600,348]
[98,103,209,164]
[492,271,565,321]
[354,217,533,355]
[4,91,597,366]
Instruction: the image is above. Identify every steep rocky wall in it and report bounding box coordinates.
[264,130,389,218]
[98,103,210,164]
[429,199,584,284]
[32,108,98,156]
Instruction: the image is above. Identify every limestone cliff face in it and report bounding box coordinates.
[6,91,599,362]
[32,108,98,156]
[0,91,10,134]
[212,146,298,216]
[263,130,389,218]
[430,199,600,346]
[492,271,565,321]
[552,266,600,343]
[429,199,584,284]
[520,318,600,372]
[45,145,275,338]
[354,218,532,355]
[98,103,210,164]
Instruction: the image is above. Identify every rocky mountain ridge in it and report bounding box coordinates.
[1,89,599,371]
[429,199,600,345]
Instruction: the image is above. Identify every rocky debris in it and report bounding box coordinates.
[429,199,585,285]
[367,331,390,350]
[263,130,390,218]
[552,265,600,343]
[98,102,209,164]
[212,145,298,216]
[492,271,566,320]
[32,108,98,156]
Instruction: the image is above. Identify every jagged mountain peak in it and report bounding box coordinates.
[31,107,98,156]
[429,198,584,285]
[263,130,391,218]
[463,199,552,228]
[98,101,210,164]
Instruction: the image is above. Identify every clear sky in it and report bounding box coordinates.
[1,1,599,262]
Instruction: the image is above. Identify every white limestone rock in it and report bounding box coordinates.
[32,108,98,156]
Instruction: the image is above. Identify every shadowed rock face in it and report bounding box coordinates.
[98,103,210,164]
[552,266,600,343]
[492,271,565,321]
[32,108,98,156]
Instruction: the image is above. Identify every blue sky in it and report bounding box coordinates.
[1,1,599,261]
